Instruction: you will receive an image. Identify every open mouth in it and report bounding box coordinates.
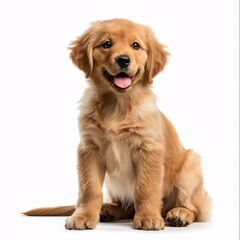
[102,69,137,89]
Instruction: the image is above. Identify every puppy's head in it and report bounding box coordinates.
[70,19,168,93]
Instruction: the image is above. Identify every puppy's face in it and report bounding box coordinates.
[92,24,148,93]
[70,19,168,94]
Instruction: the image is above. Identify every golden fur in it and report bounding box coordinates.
[24,18,211,230]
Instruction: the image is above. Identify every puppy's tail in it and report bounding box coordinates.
[22,206,75,216]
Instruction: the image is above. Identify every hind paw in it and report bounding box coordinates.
[166,207,195,227]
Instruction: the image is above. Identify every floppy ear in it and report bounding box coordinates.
[145,35,169,84]
[69,30,93,78]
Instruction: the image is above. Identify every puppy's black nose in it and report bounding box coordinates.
[116,55,130,69]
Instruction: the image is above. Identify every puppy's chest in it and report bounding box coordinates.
[105,140,133,173]
[101,117,137,183]
[105,140,136,202]
[100,114,140,139]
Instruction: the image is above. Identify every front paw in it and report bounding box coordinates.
[133,214,165,230]
[65,212,99,230]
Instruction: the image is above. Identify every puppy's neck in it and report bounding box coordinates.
[96,85,155,120]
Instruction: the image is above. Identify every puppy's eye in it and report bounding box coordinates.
[102,40,112,49]
[132,42,140,50]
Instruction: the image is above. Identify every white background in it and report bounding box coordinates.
[0,0,239,239]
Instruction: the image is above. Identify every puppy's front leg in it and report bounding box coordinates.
[65,144,105,230]
[133,148,165,230]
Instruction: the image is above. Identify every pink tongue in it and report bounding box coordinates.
[114,77,132,89]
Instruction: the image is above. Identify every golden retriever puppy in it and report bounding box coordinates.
[24,18,212,230]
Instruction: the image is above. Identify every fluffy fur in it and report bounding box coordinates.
[24,18,211,230]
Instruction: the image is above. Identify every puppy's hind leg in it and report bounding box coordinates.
[166,150,212,227]
[100,203,135,222]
